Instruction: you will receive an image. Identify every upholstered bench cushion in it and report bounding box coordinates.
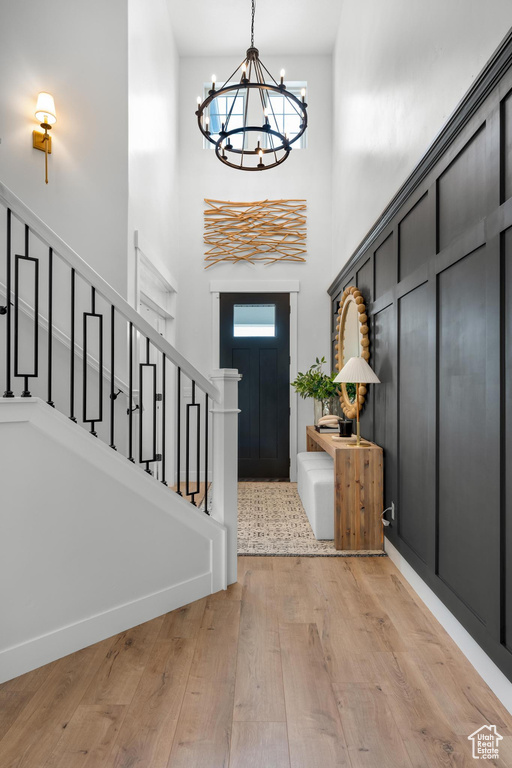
[299,468,335,540]
[297,451,333,499]
[296,453,335,540]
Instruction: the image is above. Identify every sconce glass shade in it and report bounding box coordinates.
[35,92,57,125]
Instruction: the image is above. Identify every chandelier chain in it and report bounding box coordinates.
[251,0,255,47]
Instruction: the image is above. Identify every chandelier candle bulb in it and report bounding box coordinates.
[301,87,306,103]
[280,69,285,86]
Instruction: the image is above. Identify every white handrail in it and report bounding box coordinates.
[0,181,219,402]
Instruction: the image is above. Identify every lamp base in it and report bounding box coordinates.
[33,131,52,153]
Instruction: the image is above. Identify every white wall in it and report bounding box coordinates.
[0,398,226,682]
[0,0,129,296]
[128,0,181,302]
[331,0,512,275]
[177,55,333,451]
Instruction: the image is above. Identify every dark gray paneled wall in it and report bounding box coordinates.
[329,31,512,680]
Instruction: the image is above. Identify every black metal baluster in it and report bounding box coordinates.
[90,286,95,435]
[83,286,103,437]
[109,305,116,449]
[185,380,191,503]
[22,226,28,397]
[82,286,103,437]
[145,338,151,473]
[70,268,77,421]
[161,352,167,485]
[186,380,200,506]
[47,248,54,406]
[128,321,134,461]
[195,382,200,507]
[139,337,156,475]
[204,392,209,513]
[19,225,34,397]
[176,366,182,495]
[3,209,13,397]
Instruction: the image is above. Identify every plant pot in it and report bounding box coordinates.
[313,397,343,425]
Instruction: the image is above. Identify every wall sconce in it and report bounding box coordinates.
[33,92,57,184]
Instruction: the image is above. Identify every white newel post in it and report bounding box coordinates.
[210,368,241,586]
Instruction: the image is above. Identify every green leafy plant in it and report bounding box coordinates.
[346,382,357,401]
[291,357,340,400]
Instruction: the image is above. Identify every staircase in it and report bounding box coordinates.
[0,180,240,683]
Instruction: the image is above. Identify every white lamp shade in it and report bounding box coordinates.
[35,92,57,125]
[333,356,380,384]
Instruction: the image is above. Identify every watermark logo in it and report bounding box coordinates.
[468,725,503,760]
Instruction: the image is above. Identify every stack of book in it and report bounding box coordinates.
[314,415,340,433]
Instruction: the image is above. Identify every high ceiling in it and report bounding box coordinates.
[167,0,343,57]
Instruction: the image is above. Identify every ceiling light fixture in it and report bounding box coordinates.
[195,0,308,171]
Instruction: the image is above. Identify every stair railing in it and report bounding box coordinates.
[0,181,223,515]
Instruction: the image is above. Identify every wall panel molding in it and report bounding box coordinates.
[329,29,512,681]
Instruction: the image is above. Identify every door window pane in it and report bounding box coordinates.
[234,304,276,337]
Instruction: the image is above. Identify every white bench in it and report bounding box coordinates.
[296,451,335,540]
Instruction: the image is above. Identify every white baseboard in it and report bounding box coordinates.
[385,537,512,715]
[0,571,211,685]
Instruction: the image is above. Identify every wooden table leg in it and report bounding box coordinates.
[334,447,383,550]
[306,432,325,453]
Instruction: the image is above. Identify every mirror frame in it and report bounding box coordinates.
[335,286,370,419]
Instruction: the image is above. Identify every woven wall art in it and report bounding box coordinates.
[203,198,307,268]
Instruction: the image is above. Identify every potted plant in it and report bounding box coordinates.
[291,357,344,424]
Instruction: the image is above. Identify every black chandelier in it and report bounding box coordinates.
[195,0,308,171]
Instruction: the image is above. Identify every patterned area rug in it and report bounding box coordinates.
[237,482,386,557]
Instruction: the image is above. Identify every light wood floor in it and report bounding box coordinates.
[1,556,511,767]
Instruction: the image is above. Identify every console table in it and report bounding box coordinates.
[306,426,384,550]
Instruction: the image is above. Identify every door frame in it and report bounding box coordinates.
[210,279,299,481]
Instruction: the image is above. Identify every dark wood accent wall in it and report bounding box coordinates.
[329,30,512,680]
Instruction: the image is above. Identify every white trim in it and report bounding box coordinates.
[0,181,216,400]
[0,397,228,683]
[210,283,299,481]
[210,279,300,293]
[0,399,226,544]
[0,571,211,684]
[385,537,512,715]
[134,230,178,295]
[212,292,221,371]
[289,292,298,482]
[139,290,174,320]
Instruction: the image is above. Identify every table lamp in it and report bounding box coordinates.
[334,357,380,446]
